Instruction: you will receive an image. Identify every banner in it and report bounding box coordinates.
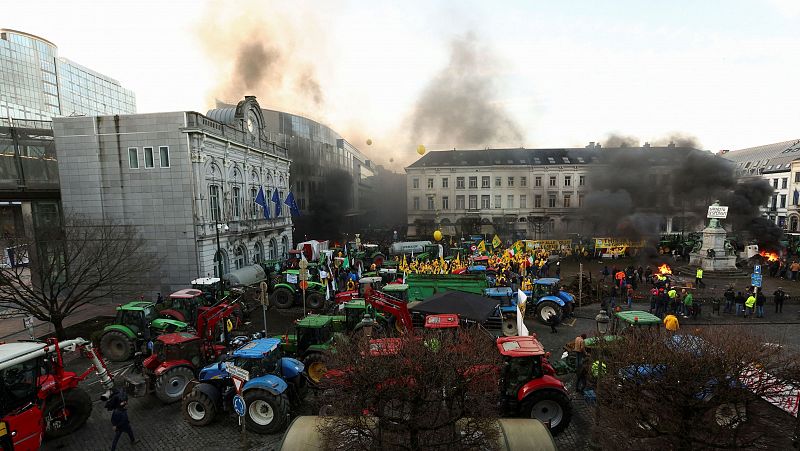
[594,238,647,249]
[512,240,573,252]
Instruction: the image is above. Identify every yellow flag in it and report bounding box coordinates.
[492,235,502,248]
[478,240,486,252]
[454,252,460,265]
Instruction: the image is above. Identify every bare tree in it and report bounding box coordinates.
[592,327,800,450]
[317,327,502,450]
[0,214,160,339]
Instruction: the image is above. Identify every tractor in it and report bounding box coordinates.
[0,338,114,450]
[275,315,335,384]
[270,270,327,310]
[159,288,245,330]
[181,338,305,434]
[99,301,188,362]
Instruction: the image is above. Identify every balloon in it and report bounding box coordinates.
[417,144,426,155]
[366,139,372,146]
[433,230,443,241]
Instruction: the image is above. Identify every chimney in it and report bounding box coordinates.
[667,141,676,148]
[643,142,650,148]
[586,141,595,149]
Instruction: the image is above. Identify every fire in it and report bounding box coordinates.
[760,251,779,262]
[658,264,672,275]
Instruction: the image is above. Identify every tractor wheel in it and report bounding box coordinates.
[155,366,195,404]
[306,292,324,310]
[373,253,386,267]
[43,387,92,439]
[536,301,562,324]
[244,389,290,434]
[502,316,518,337]
[182,387,217,427]
[304,353,328,384]
[272,287,295,309]
[521,389,573,435]
[100,330,135,362]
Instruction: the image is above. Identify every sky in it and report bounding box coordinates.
[6,0,800,169]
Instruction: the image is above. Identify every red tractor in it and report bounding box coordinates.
[0,338,114,450]
[124,299,240,404]
[159,288,244,330]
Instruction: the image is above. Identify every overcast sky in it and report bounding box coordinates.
[6,0,800,166]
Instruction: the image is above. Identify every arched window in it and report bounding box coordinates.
[234,245,246,270]
[281,236,290,258]
[213,248,228,277]
[208,184,221,222]
[269,238,278,260]
[231,167,243,220]
[253,241,263,264]
[250,171,261,218]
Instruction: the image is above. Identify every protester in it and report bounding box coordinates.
[745,291,756,318]
[667,287,678,313]
[695,267,705,288]
[792,260,800,281]
[774,287,786,314]
[682,289,693,318]
[574,333,587,371]
[649,287,658,313]
[723,286,735,313]
[756,290,766,318]
[626,283,634,310]
[110,397,137,450]
[663,313,680,331]
[734,291,746,316]
[547,311,560,333]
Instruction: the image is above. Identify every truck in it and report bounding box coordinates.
[405,273,488,302]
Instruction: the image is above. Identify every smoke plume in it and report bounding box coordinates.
[602,133,640,148]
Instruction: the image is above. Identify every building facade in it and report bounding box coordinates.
[0,28,136,121]
[53,96,291,295]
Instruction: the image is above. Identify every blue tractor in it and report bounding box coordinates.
[486,278,575,335]
[180,338,305,434]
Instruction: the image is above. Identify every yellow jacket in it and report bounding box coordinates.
[663,314,680,331]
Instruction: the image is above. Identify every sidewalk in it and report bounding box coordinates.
[0,302,116,342]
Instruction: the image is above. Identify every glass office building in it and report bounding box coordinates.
[0,29,135,121]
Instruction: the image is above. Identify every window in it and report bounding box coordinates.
[578,194,584,207]
[774,179,779,189]
[128,147,139,169]
[253,242,263,264]
[209,185,220,221]
[564,175,571,187]
[564,195,571,208]
[427,178,434,189]
[456,177,465,189]
[442,196,449,210]
[548,195,556,208]
[781,194,787,208]
[535,195,542,208]
[783,178,788,189]
[234,246,246,270]
[482,195,491,209]
[772,195,778,208]
[507,177,514,187]
[469,177,478,189]
[579,175,585,186]
[469,195,478,209]
[232,186,242,218]
[482,176,490,188]
[494,195,501,209]
[250,187,259,217]
[796,173,800,183]
[456,195,465,209]
[413,197,420,210]
[143,147,154,168]
[427,197,435,210]
[159,146,170,167]
[495,177,501,187]
[549,176,557,187]
[521,177,527,187]
[535,176,542,187]
[442,178,449,188]
[413,178,419,189]
[520,195,527,209]
[507,195,514,208]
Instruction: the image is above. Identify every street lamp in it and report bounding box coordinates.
[595,309,610,335]
[215,221,229,281]
[358,312,376,338]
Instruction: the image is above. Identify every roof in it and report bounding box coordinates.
[722,139,800,174]
[535,278,562,286]
[170,289,204,299]
[157,332,201,345]
[614,310,662,325]
[424,314,460,329]
[118,301,152,310]
[296,315,333,328]
[0,342,47,364]
[496,336,546,357]
[191,277,220,285]
[233,338,281,359]
[410,291,498,322]
[205,107,237,125]
[382,284,408,292]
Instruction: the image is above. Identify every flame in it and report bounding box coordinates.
[760,251,779,262]
[658,264,672,275]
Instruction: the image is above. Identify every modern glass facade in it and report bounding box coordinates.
[0,29,135,121]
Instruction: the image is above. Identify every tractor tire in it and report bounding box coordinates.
[272,287,295,309]
[244,389,290,434]
[43,387,92,439]
[536,301,562,324]
[100,330,135,362]
[502,316,518,337]
[521,389,572,436]
[373,253,386,267]
[155,366,195,404]
[303,353,328,384]
[306,292,324,310]
[182,387,217,427]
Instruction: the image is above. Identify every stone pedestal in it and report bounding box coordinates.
[689,225,738,271]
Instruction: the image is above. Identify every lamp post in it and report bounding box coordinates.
[358,312,376,338]
[595,309,610,335]
[215,221,229,281]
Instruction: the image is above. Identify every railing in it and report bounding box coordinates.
[0,118,53,130]
[185,112,288,159]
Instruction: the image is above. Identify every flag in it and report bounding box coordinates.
[528,256,534,266]
[492,235,502,248]
[271,188,282,217]
[478,240,486,252]
[508,247,516,257]
[255,186,270,219]
[454,253,460,265]
[342,256,350,270]
[402,271,406,284]
[357,262,362,278]
[325,281,331,300]
[517,290,529,336]
[284,191,301,217]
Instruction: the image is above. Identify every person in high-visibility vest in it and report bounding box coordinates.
[695,267,705,289]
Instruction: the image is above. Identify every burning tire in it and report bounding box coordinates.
[306,291,324,310]
[182,387,217,427]
[521,389,572,435]
[100,330,135,362]
[244,389,290,434]
[43,387,92,439]
[155,366,195,404]
[536,301,562,324]
[272,287,295,309]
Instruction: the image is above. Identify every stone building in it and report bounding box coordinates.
[53,96,292,295]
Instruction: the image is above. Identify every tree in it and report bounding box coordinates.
[318,327,502,450]
[0,214,160,339]
[592,327,800,450]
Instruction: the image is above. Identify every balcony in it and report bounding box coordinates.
[185,112,288,159]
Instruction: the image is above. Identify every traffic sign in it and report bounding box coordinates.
[754,265,761,275]
[232,377,245,393]
[299,269,309,281]
[226,363,250,382]
[233,394,246,416]
[299,258,308,269]
[470,245,477,252]
[299,280,308,290]
[751,274,763,288]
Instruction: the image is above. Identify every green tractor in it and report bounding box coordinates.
[275,315,335,383]
[270,270,327,310]
[100,301,188,362]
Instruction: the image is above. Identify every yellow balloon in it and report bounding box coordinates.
[417,144,426,155]
[366,139,372,146]
[433,230,443,241]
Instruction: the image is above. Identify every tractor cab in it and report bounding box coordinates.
[381,283,408,302]
[423,314,460,350]
[0,343,44,418]
[150,333,206,369]
[294,315,334,356]
[610,310,662,336]
[162,289,209,325]
[229,338,284,379]
[114,302,164,338]
[190,277,221,301]
[497,336,548,397]
[532,278,562,298]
